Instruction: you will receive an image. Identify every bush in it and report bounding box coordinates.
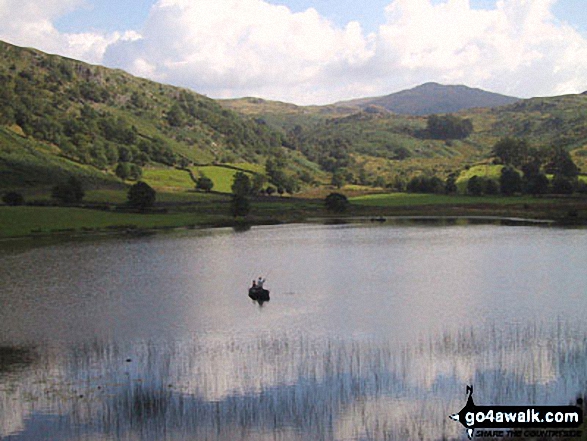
[52,176,84,204]
[127,181,156,209]
[324,192,349,213]
[551,175,574,194]
[499,167,522,196]
[196,176,214,192]
[2,191,25,206]
[466,176,484,196]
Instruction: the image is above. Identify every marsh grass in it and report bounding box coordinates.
[3,321,586,440]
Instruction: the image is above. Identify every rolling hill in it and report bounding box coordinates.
[0,40,311,194]
[1,39,586,198]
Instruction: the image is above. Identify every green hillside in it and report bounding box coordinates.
[0,40,301,194]
[2,39,587,199]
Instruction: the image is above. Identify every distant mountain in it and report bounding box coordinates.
[337,82,520,115]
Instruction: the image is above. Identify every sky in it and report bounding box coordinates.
[0,0,586,105]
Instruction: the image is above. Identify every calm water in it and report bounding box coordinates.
[1,222,587,440]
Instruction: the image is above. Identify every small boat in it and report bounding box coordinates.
[248,287,270,302]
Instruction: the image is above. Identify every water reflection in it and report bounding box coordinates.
[1,320,586,440]
[1,223,587,440]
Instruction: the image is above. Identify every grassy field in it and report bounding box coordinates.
[2,191,586,240]
[0,206,229,238]
[191,165,255,193]
[350,192,551,207]
[141,167,195,190]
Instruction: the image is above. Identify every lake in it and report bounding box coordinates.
[1,221,586,440]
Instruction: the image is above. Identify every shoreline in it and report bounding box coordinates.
[0,211,578,248]
[1,194,586,243]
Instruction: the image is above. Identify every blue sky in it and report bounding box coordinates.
[55,0,587,36]
[2,0,586,104]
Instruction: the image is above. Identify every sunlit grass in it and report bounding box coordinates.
[190,165,254,193]
[142,168,195,190]
[350,192,554,207]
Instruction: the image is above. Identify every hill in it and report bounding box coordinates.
[1,40,586,199]
[336,82,520,115]
[0,40,315,194]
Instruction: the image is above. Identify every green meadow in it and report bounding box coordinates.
[191,165,255,193]
[349,192,551,207]
[0,206,227,238]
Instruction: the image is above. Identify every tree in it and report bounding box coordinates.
[445,173,458,194]
[230,194,250,217]
[52,176,84,204]
[2,191,24,206]
[324,192,349,213]
[251,174,266,195]
[129,164,143,181]
[127,181,156,209]
[551,175,574,194]
[466,176,484,196]
[484,179,499,195]
[331,170,346,189]
[492,137,529,167]
[115,162,131,180]
[166,103,185,127]
[499,167,522,195]
[231,172,251,196]
[426,114,473,139]
[544,145,579,178]
[196,175,214,192]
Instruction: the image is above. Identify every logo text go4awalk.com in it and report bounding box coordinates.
[449,386,583,439]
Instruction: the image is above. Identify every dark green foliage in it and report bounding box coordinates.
[196,175,214,192]
[51,176,84,204]
[406,176,444,194]
[445,173,458,194]
[426,114,473,139]
[544,145,579,178]
[250,174,266,195]
[231,171,251,196]
[324,192,349,213]
[466,176,484,196]
[115,162,131,180]
[499,167,522,195]
[522,162,549,195]
[484,179,499,195]
[392,146,411,160]
[127,181,156,209]
[492,137,529,167]
[129,164,143,180]
[331,170,345,188]
[551,175,574,194]
[230,194,250,217]
[2,191,24,206]
[166,103,185,127]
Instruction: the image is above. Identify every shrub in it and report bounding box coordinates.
[324,192,349,213]
[127,181,156,209]
[2,191,25,206]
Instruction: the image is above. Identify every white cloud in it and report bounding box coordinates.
[372,0,587,98]
[103,0,376,103]
[1,0,586,103]
[0,0,126,64]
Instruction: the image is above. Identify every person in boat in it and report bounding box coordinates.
[252,280,257,288]
[257,277,265,289]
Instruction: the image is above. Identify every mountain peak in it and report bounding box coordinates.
[337,83,520,115]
